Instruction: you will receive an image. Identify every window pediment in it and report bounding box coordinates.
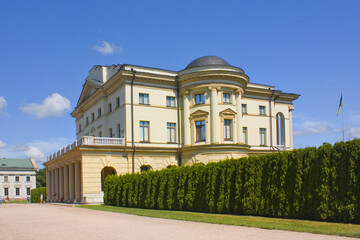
[219,108,237,117]
[190,110,209,119]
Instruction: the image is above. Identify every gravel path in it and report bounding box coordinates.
[0,204,357,240]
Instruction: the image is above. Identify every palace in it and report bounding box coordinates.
[44,56,299,203]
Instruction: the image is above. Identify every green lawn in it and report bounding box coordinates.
[79,205,360,238]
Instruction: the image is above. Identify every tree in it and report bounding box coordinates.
[36,168,46,188]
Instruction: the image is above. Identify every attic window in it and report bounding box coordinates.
[1,163,6,167]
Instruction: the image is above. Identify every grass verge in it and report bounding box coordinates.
[78,205,360,238]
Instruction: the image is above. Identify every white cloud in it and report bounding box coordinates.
[24,146,44,159]
[92,41,122,55]
[0,140,7,149]
[347,127,360,139]
[20,93,71,118]
[294,120,333,136]
[0,96,7,116]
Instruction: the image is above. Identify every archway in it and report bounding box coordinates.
[101,167,117,191]
[276,112,285,146]
[140,165,152,173]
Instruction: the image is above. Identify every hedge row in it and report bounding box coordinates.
[104,139,360,223]
[31,187,46,203]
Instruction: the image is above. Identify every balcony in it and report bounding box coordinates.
[47,136,125,161]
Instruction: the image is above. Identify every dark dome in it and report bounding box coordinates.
[185,56,230,69]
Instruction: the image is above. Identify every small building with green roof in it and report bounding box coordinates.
[0,158,38,200]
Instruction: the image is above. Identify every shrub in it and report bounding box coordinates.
[30,187,47,203]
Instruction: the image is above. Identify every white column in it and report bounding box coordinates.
[59,167,64,201]
[69,163,75,202]
[64,165,69,202]
[75,161,81,203]
[289,106,294,150]
[46,169,51,202]
[51,170,55,202]
[182,91,191,146]
[236,89,243,144]
[55,168,59,202]
[209,86,220,144]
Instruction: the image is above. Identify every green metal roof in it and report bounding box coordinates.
[0,158,35,169]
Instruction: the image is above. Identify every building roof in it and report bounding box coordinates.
[0,158,37,170]
[185,56,230,69]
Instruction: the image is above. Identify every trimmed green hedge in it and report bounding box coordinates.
[31,187,46,203]
[104,139,360,223]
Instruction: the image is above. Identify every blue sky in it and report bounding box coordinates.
[0,0,359,166]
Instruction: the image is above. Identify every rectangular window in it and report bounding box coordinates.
[116,97,120,108]
[242,104,247,114]
[223,93,231,103]
[27,188,31,196]
[140,121,149,142]
[139,93,149,104]
[117,124,121,138]
[259,106,266,115]
[78,124,82,133]
[26,176,30,182]
[260,128,266,145]
[86,117,89,126]
[243,127,248,144]
[4,176,8,182]
[15,176,19,182]
[195,93,205,105]
[16,188,20,196]
[98,108,102,118]
[4,188,8,196]
[99,132,102,137]
[224,119,232,140]
[166,96,175,107]
[91,112,95,122]
[167,123,176,143]
[108,103,112,113]
[109,128,113,138]
[195,120,206,142]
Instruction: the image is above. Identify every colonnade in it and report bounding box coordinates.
[182,86,244,145]
[46,161,82,203]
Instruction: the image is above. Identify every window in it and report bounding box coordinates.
[224,120,232,140]
[78,124,82,133]
[116,97,120,108]
[99,132,102,137]
[4,176,8,182]
[166,96,175,107]
[259,106,266,115]
[4,188,8,196]
[16,188,20,196]
[98,108,102,118]
[260,128,266,146]
[27,188,31,195]
[140,165,152,172]
[195,120,206,142]
[139,93,149,104]
[15,176,19,182]
[108,103,112,113]
[117,124,121,138]
[243,127,248,144]
[242,104,247,114]
[167,123,176,143]
[26,176,30,182]
[86,117,89,126]
[109,128,113,138]
[140,121,149,142]
[223,93,231,103]
[91,112,95,122]
[195,93,205,105]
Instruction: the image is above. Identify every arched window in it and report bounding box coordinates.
[101,167,117,191]
[276,113,285,146]
[140,165,152,173]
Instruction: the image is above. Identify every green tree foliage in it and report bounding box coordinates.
[36,168,46,188]
[30,187,46,203]
[104,139,360,223]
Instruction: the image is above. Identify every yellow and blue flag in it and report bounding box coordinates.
[336,93,343,116]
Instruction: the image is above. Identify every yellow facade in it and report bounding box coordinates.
[44,56,299,203]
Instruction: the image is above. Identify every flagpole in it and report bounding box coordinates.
[341,92,345,141]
